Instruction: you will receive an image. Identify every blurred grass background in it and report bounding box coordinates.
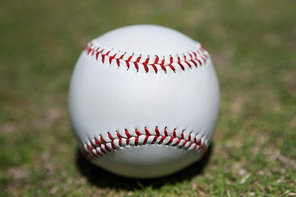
[0,0,296,196]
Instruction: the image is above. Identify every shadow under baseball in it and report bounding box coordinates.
[75,143,213,190]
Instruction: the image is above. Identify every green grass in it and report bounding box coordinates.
[1,0,296,196]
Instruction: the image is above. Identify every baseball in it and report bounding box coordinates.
[68,24,220,178]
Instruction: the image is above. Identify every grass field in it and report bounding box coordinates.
[1,0,296,196]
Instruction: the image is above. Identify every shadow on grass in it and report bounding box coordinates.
[75,143,213,190]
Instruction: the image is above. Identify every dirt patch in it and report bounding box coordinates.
[8,166,29,180]
[2,122,18,133]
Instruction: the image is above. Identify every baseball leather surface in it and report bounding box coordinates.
[68,24,220,178]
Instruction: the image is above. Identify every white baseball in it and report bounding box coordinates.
[68,24,220,178]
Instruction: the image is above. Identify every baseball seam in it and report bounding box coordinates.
[82,127,209,161]
[83,42,209,73]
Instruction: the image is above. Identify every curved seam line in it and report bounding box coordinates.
[82,128,209,161]
[82,42,210,73]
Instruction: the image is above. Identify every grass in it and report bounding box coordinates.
[1,0,296,196]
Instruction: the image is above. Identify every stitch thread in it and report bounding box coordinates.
[82,127,208,161]
[83,42,209,73]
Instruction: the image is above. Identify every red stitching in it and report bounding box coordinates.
[173,129,177,138]
[82,42,209,73]
[155,127,161,136]
[152,135,158,144]
[143,135,148,145]
[108,132,114,141]
[125,55,133,69]
[109,53,116,64]
[164,127,168,136]
[135,129,141,136]
[159,58,166,73]
[174,138,181,146]
[177,56,185,71]
[167,137,174,145]
[189,53,197,67]
[82,127,208,160]
[168,56,176,72]
[145,127,151,136]
[184,55,192,69]
[125,129,132,138]
[143,57,150,73]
